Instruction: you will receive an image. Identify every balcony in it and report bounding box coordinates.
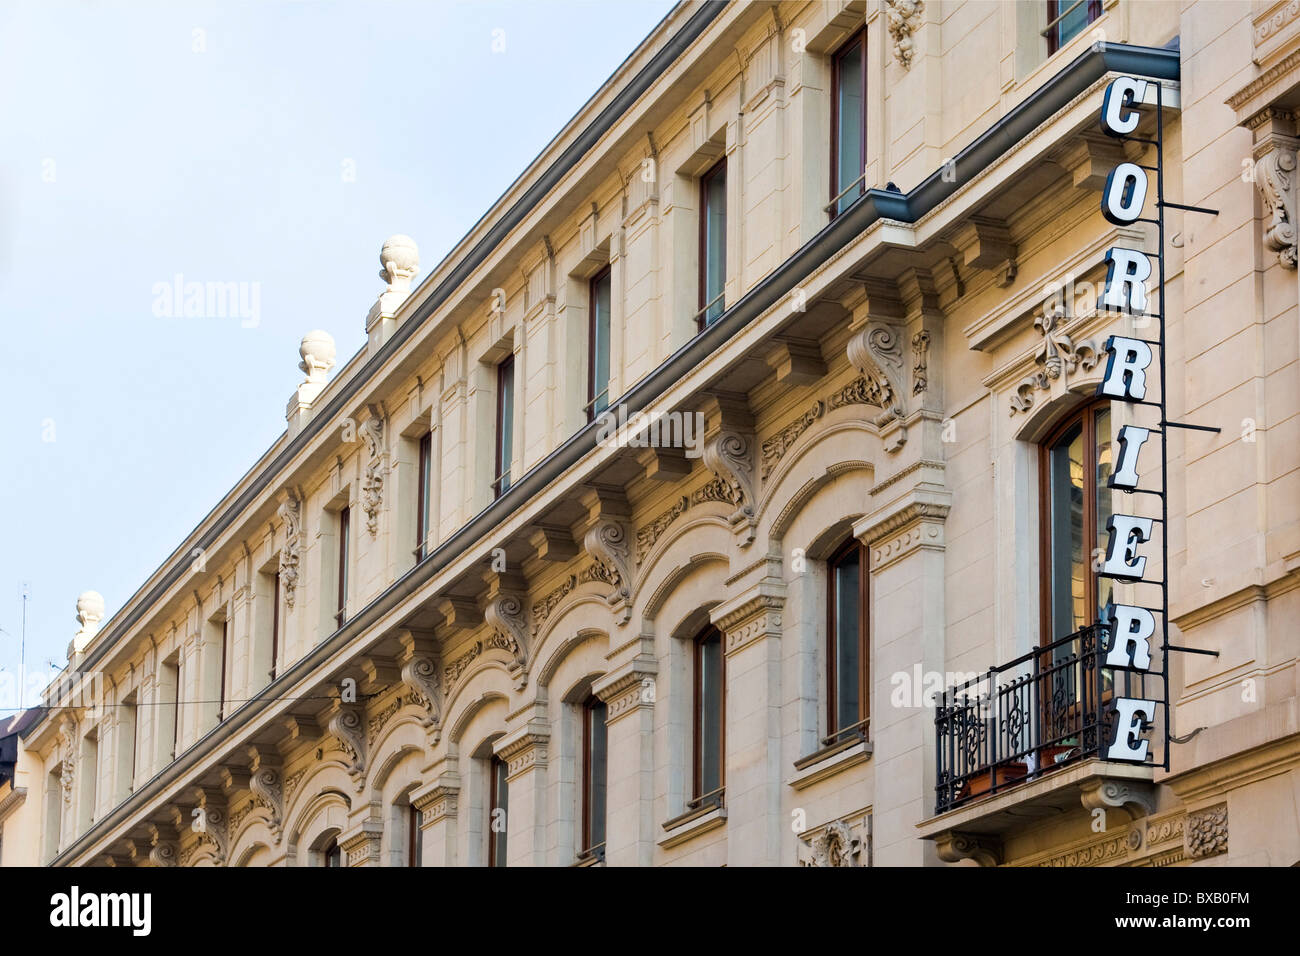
[919,625,1160,865]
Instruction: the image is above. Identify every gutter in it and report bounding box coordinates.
[47,40,1179,865]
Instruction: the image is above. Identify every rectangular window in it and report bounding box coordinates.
[581,696,608,859]
[270,572,280,681]
[416,431,433,560]
[831,29,867,217]
[587,266,612,421]
[488,755,509,867]
[494,356,515,499]
[336,506,350,629]
[692,626,725,807]
[697,159,727,330]
[407,803,422,868]
[1045,0,1103,55]
[217,619,229,722]
[324,838,342,867]
[170,659,181,758]
[827,540,869,742]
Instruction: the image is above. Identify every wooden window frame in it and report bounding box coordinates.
[826,538,870,742]
[587,265,612,422]
[580,694,608,860]
[407,803,421,868]
[697,158,727,331]
[416,430,432,560]
[1045,0,1103,56]
[1037,398,1110,647]
[829,27,868,219]
[217,619,229,722]
[691,625,726,807]
[171,659,181,758]
[488,754,508,867]
[335,506,350,629]
[270,571,280,681]
[494,355,515,499]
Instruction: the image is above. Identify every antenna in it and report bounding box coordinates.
[19,582,28,711]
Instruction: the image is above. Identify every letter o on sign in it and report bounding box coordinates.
[1102,162,1148,225]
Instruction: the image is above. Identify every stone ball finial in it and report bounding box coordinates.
[299,330,337,384]
[76,590,105,627]
[379,234,419,288]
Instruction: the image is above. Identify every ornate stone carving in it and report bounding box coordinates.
[912,329,930,395]
[531,574,576,636]
[760,402,824,479]
[583,520,632,601]
[1185,803,1228,859]
[826,376,889,410]
[444,641,482,689]
[636,496,689,563]
[1079,778,1157,822]
[1008,305,1101,415]
[691,475,733,506]
[799,820,860,867]
[283,769,307,806]
[400,655,442,731]
[360,415,385,536]
[191,801,229,865]
[328,706,367,791]
[484,594,530,680]
[886,0,924,68]
[702,430,757,514]
[148,841,178,867]
[1034,834,1129,867]
[934,831,1001,867]
[366,695,403,748]
[277,491,302,608]
[1254,145,1298,268]
[249,766,284,838]
[847,323,908,451]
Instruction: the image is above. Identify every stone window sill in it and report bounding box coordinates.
[788,738,872,791]
[659,801,727,849]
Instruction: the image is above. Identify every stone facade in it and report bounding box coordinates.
[12,0,1300,868]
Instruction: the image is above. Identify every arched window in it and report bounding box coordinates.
[827,538,869,742]
[1040,399,1114,648]
[691,625,725,808]
[580,694,608,861]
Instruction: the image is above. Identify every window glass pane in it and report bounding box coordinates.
[418,433,432,556]
[833,549,861,731]
[586,699,607,850]
[1048,422,1086,646]
[491,757,509,867]
[699,631,723,796]
[835,38,864,214]
[592,270,612,416]
[702,166,726,326]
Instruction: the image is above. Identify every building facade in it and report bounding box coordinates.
[15,0,1300,868]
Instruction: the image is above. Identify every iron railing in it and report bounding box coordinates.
[934,624,1157,814]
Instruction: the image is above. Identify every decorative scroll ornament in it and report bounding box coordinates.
[56,721,75,807]
[484,594,530,683]
[360,415,386,536]
[912,329,931,395]
[702,431,757,514]
[401,655,442,732]
[277,491,302,609]
[1008,305,1101,415]
[1254,146,1298,269]
[847,323,908,451]
[249,767,284,838]
[799,820,860,867]
[193,803,229,864]
[149,841,178,867]
[328,706,367,791]
[886,0,924,69]
[583,520,633,601]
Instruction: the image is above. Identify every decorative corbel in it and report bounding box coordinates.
[400,654,442,735]
[699,394,758,543]
[327,705,367,792]
[147,824,179,868]
[583,520,633,604]
[247,747,285,841]
[190,788,229,865]
[483,591,530,688]
[847,323,908,452]
[1254,136,1298,269]
[934,830,1002,867]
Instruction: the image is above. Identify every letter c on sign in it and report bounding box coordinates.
[1101,76,1150,138]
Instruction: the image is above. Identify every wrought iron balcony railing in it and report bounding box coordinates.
[934,623,1159,814]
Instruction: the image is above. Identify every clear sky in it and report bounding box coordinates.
[0,0,676,710]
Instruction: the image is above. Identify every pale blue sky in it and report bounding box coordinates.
[0,0,675,708]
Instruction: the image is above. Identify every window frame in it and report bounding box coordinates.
[690,625,726,808]
[488,754,509,867]
[696,157,727,331]
[416,430,433,560]
[217,618,229,722]
[323,836,342,868]
[493,355,515,499]
[1045,0,1103,56]
[826,538,870,743]
[335,506,350,629]
[586,264,612,422]
[407,802,422,868]
[270,571,280,681]
[1037,397,1112,647]
[580,694,608,860]
[829,26,868,218]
